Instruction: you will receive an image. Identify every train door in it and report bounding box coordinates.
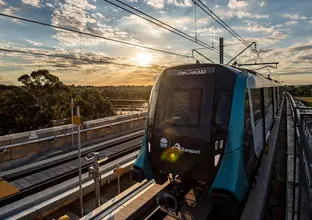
[244,88,256,183]
[210,86,232,182]
[264,88,273,141]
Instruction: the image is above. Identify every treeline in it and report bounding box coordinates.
[284,85,312,97]
[71,85,152,100]
[0,69,152,136]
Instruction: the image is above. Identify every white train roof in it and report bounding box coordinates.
[222,64,281,89]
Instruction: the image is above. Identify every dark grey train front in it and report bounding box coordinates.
[131,63,282,215]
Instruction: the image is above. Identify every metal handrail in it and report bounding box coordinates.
[285,92,312,220]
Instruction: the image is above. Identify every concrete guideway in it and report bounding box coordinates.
[0,134,143,207]
[0,151,140,219]
[0,130,144,180]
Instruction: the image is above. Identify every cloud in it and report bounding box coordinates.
[21,0,40,8]
[228,0,248,9]
[282,13,307,20]
[289,40,312,52]
[216,8,269,19]
[244,24,275,33]
[284,20,298,26]
[51,0,96,31]
[254,39,312,84]
[145,0,165,9]
[0,6,19,16]
[195,27,223,37]
[120,14,167,37]
[168,0,192,7]
[25,39,43,47]
[45,3,54,8]
[242,31,288,46]
[92,12,106,20]
[0,0,6,6]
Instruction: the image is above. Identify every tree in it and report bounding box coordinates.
[80,88,115,119]
[18,69,72,122]
[0,86,39,134]
[74,95,92,118]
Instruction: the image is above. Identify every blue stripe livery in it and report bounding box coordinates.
[211,73,249,201]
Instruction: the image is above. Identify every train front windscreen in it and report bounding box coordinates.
[148,66,217,183]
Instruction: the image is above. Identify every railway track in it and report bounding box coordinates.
[0,130,144,207]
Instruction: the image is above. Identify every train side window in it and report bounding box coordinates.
[215,90,232,126]
[148,90,159,124]
[263,88,272,115]
[244,90,250,122]
[251,89,262,125]
[147,74,162,127]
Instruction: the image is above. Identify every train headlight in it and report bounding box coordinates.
[148,142,151,153]
[214,154,220,166]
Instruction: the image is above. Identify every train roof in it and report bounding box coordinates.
[221,65,281,89]
[163,63,281,89]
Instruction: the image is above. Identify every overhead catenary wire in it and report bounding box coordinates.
[0,13,193,59]
[194,0,249,46]
[193,0,267,64]
[194,0,197,41]
[108,0,215,50]
[102,0,225,57]
[103,0,236,61]
[0,48,164,69]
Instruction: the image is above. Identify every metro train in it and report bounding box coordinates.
[131,63,282,216]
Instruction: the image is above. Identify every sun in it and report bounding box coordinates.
[135,52,152,67]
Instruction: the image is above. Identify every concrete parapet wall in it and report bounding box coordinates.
[0,113,146,167]
[0,112,147,147]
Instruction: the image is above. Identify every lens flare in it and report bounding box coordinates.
[161,147,183,163]
[135,52,152,67]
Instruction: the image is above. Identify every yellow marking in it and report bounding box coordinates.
[73,116,81,125]
[114,167,124,175]
[0,178,19,199]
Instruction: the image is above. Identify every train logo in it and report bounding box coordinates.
[173,143,181,151]
[160,138,168,148]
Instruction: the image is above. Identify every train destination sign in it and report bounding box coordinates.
[167,67,216,76]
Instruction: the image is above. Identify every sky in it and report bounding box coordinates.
[0,0,311,86]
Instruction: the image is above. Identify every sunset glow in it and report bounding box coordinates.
[135,52,153,67]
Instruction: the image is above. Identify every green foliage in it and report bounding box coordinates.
[284,85,312,97]
[0,86,39,134]
[80,88,115,119]
[0,70,116,135]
